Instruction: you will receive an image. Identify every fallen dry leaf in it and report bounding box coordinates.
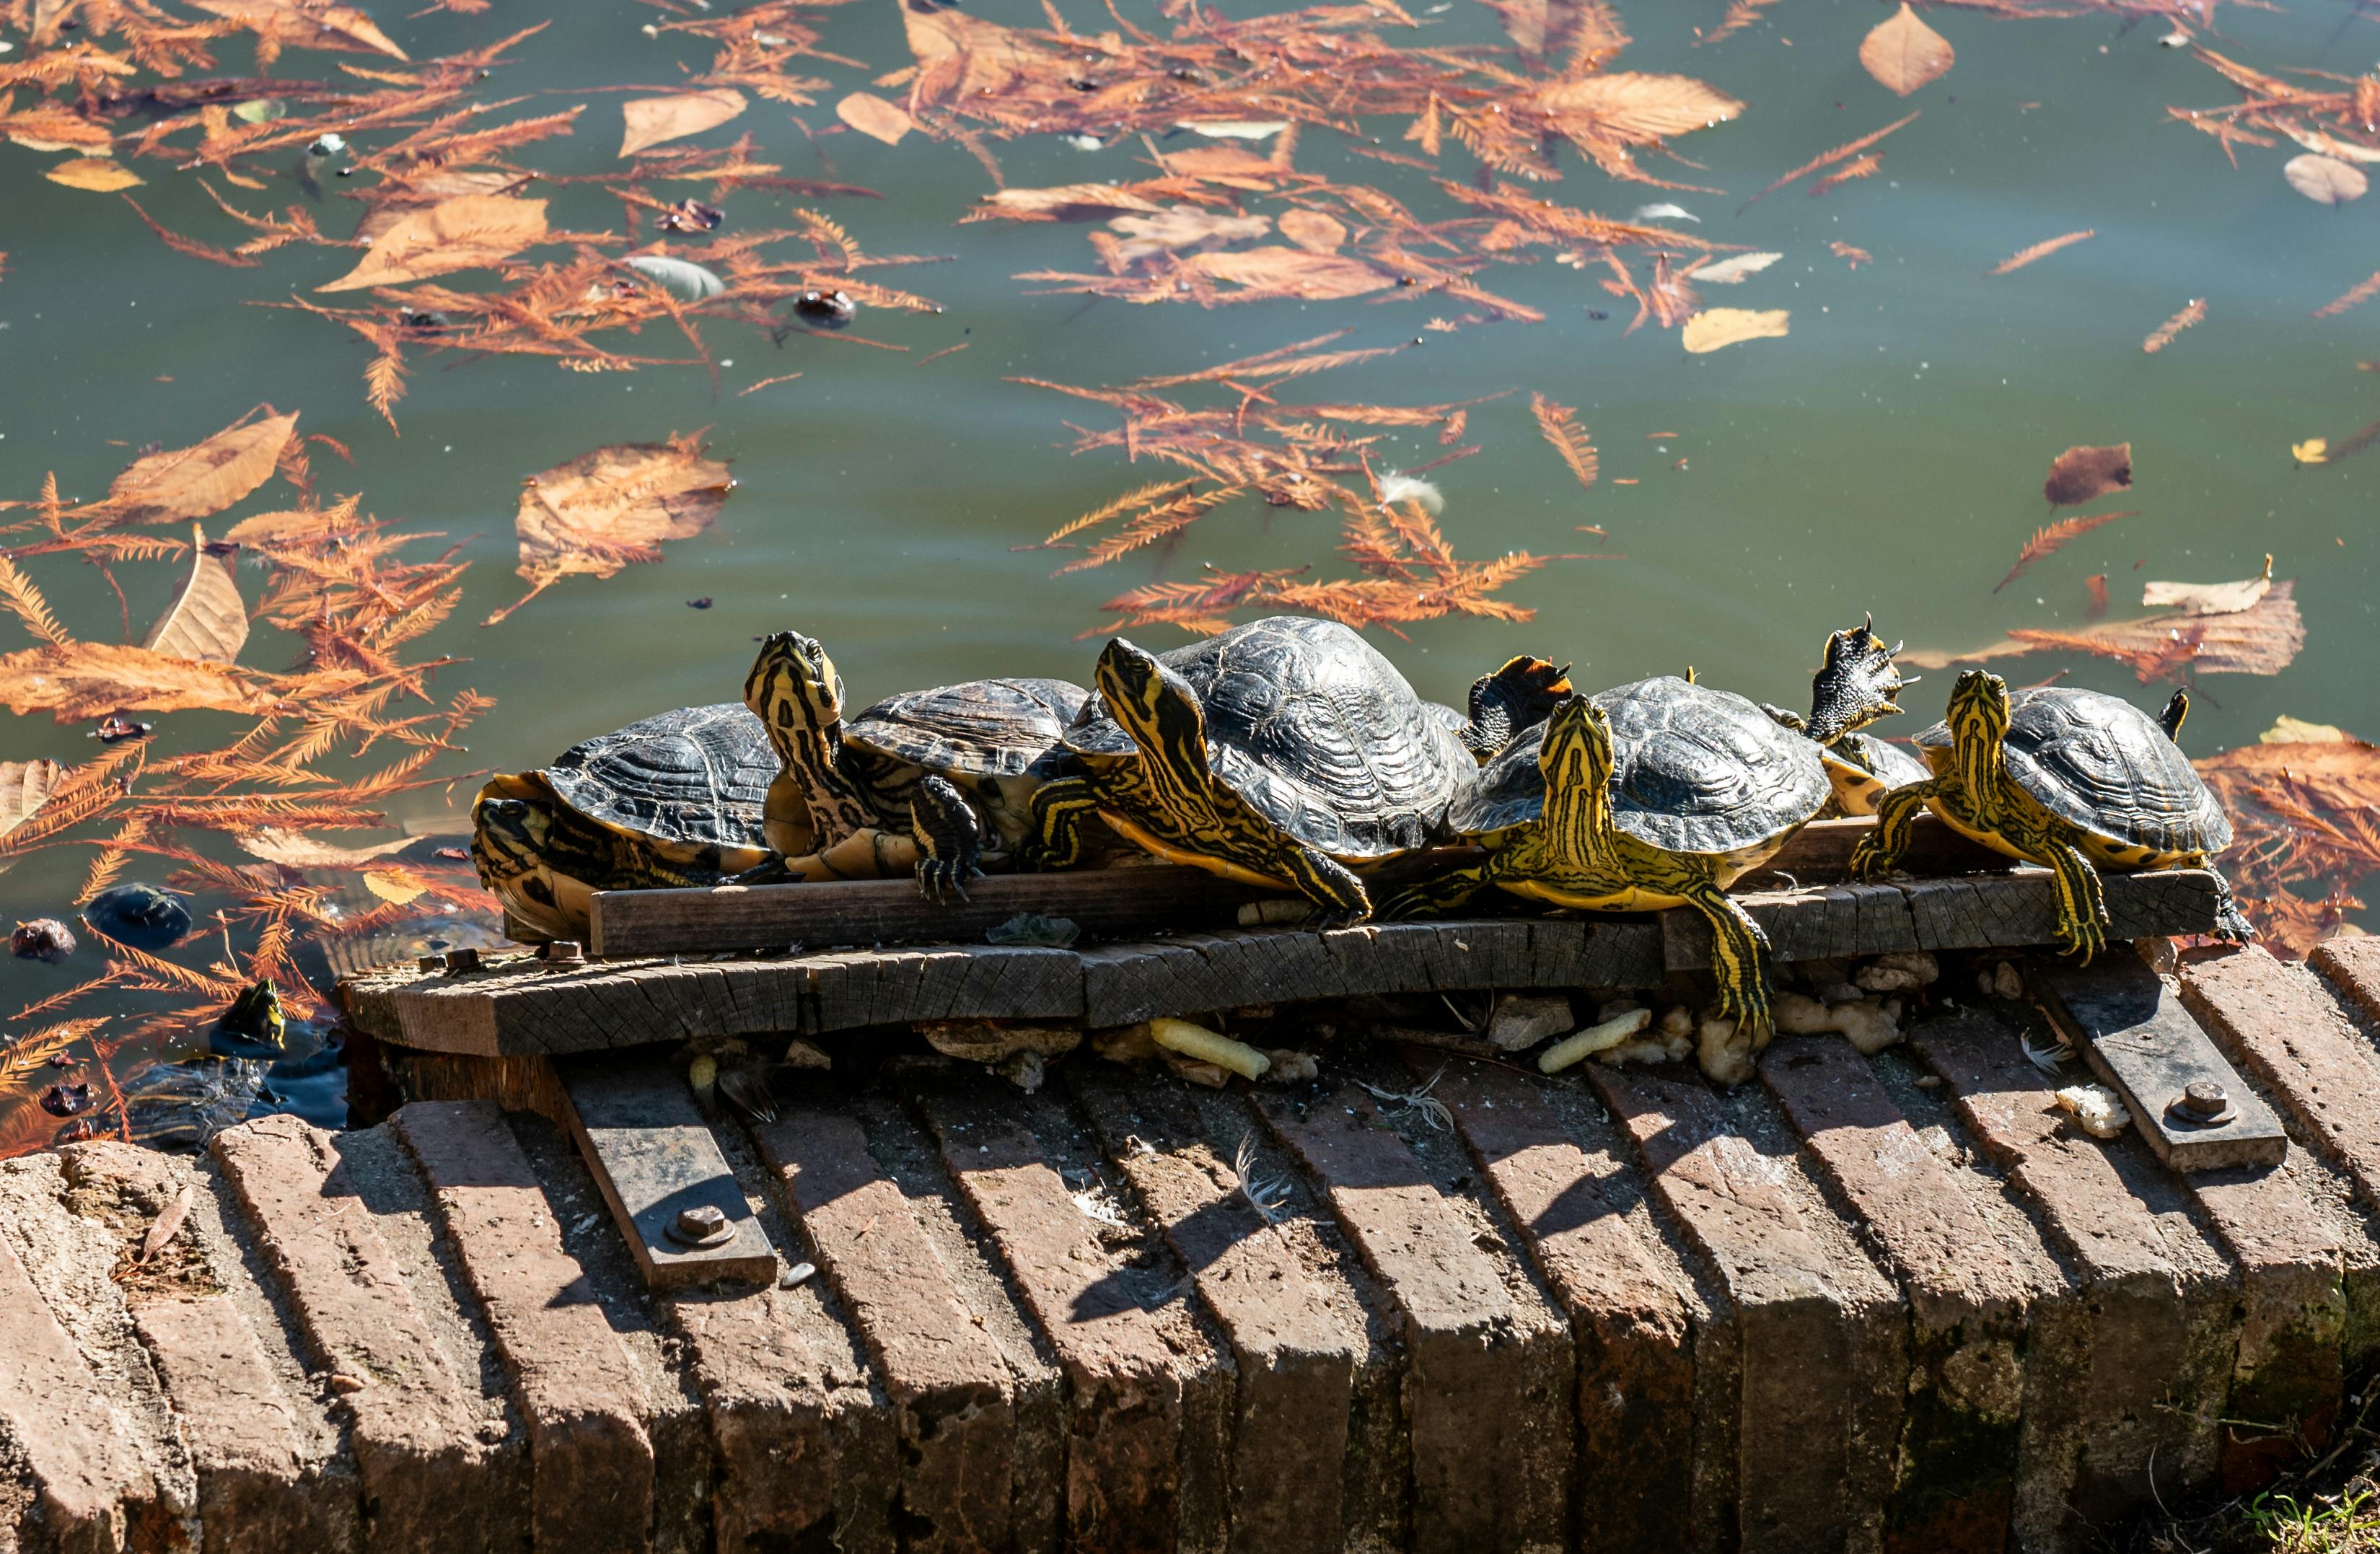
[1689,251,1783,285]
[0,641,281,723]
[2143,299,2206,354]
[2293,439,2329,465]
[1859,4,1954,97]
[2042,443,2131,507]
[836,92,914,147]
[1990,229,2094,276]
[139,1184,194,1263]
[1107,209,1270,265]
[1530,393,1598,491]
[484,434,735,626]
[318,196,548,292]
[1681,308,1790,353]
[0,760,62,843]
[1995,509,2135,593]
[980,185,1168,220]
[2260,716,2350,744]
[1905,579,2304,680]
[2285,154,2368,206]
[362,867,429,905]
[1187,249,1392,299]
[44,158,142,193]
[188,0,408,60]
[2142,553,2273,615]
[100,410,297,524]
[1278,210,1347,253]
[141,528,247,665]
[1530,73,1746,144]
[237,828,414,869]
[620,89,747,157]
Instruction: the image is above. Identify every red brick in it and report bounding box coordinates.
[1258,1084,1572,1554]
[1429,1058,1698,1554]
[0,1231,161,1554]
[211,1115,497,1554]
[395,1102,656,1553]
[752,1100,1022,1554]
[1760,1035,2032,1554]
[2309,935,2380,1027]
[1588,1061,1900,1554]
[1910,1011,2213,1522]
[2189,1159,2345,1490]
[1068,1071,1364,1554]
[911,1082,1189,1552]
[132,1295,356,1554]
[2185,947,2380,1212]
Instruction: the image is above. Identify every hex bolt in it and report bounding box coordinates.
[668,1204,732,1247]
[2168,1080,2238,1127]
[543,940,585,966]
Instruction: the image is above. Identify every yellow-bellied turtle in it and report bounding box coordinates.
[1849,673,2249,959]
[472,703,787,939]
[1384,678,1832,1032]
[1426,656,1577,760]
[1760,620,1931,816]
[1026,616,1539,923]
[743,631,1089,900]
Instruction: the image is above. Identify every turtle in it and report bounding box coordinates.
[1426,655,1578,760]
[742,630,1090,900]
[84,882,193,952]
[1848,672,2251,960]
[1759,620,1933,816]
[1025,616,1542,923]
[472,702,787,940]
[1383,677,1833,1033]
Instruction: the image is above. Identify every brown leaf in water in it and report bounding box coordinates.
[236,828,413,869]
[1479,0,1626,69]
[2315,271,2380,320]
[1530,72,1744,144]
[1187,249,1394,299]
[2085,574,2109,619]
[0,642,280,723]
[0,554,71,646]
[1830,240,1872,268]
[1809,154,1881,197]
[44,158,142,193]
[1529,394,1598,491]
[484,434,735,626]
[1680,308,1789,353]
[100,409,297,524]
[187,0,408,60]
[836,92,914,146]
[2042,443,2131,506]
[0,760,63,843]
[1278,210,1346,253]
[979,185,1169,220]
[2285,154,2367,206]
[1106,210,1271,265]
[1742,111,1919,210]
[2141,553,2273,615]
[317,196,548,291]
[620,89,748,157]
[1859,4,1954,97]
[2143,299,2206,354]
[141,528,247,665]
[1907,581,2305,680]
[362,867,429,905]
[1990,229,2094,276]
[1994,509,2133,592]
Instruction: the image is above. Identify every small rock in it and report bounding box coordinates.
[1263,1049,1319,1083]
[1831,998,1901,1055]
[1472,1228,1506,1254]
[1772,992,1833,1036]
[1159,1052,1232,1089]
[781,1037,831,1071]
[780,1261,817,1290]
[1814,980,1865,1006]
[1856,951,1939,993]
[11,918,74,963]
[84,883,192,952]
[1092,1023,1159,1063]
[1991,962,2024,1001]
[2135,937,2179,975]
[328,1373,367,1395]
[996,1049,1046,1092]
[1488,995,1573,1052]
[1914,1074,1942,1089]
[918,1019,1083,1064]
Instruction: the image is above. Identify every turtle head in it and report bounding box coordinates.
[1946,669,2011,751]
[2157,688,2190,743]
[1465,655,1574,758]
[212,978,287,1059]
[1096,638,1210,790]
[1537,695,1617,799]
[745,631,847,754]
[472,793,556,889]
[1806,617,1908,745]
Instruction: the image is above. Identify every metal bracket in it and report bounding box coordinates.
[556,1054,778,1289]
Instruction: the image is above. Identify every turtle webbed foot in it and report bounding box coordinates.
[729,856,791,886]
[2210,872,2258,943]
[910,776,983,905]
[915,857,981,904]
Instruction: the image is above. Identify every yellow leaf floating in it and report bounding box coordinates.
[1858,4,1954,98]
[2293,439,2329,465]
[44,158,143,192]
[362,868,427,905]
[1681,308,1790,354]
[835,92,915,146]
[619,89,747,157]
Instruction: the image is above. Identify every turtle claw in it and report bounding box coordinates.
[915,859,978,904]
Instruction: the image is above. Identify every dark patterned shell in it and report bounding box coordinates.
[846,677,1088,779]
[541,703,775,851]
[1452,677,1831,853]
[1840,731,1932,789]
[1077,616,1477,857]
[1915,686,2231,854]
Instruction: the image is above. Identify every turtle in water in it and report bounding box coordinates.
[1760,620,1932,816]
[1026,616,1544,923]
[742,631,1090,900]
[473,703,788,940]
[1384,678,1832,1033]
[84,883,193,952]
[1849,672,2251,960]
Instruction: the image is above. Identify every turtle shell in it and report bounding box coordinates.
[1915,686,2231,856]
[846,677,1088,781]
[1076,616,1477,859]
[1451,677,1831,854]
[540,702,775,856]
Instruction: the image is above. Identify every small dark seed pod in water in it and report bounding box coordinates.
[85,883,193,952]
[794,289,856,329]
[11,918,75,963]
[40,1082,94,1118]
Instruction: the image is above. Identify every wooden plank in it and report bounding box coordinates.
[1662,882,1919,971]
[556,1055,777,1289]
[1737,812,2007,886]
[387,958,811,1055]
[808,944,1081,1033]
[2034,954,2286,1172]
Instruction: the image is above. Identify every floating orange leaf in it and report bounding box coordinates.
[836,92,915,147]
[2042,442,2132,506]
[1529,394,1599,491]
[1994,509,2133,592]
[485,434,736,626]
[1742,111,1919,210]
[140,527,247,665]
[1990,229,2094,276]
[236,828,414,869]
[0,641,281,723]
[2141,554,2273,616]
[1859,5,1954,97]
[2143,299,2206,354]
[620,89,747,157]
[1278,210,1347,253]
[43,158,142,192]
[1681,308,1789,353]
[0,760,62,843]
[317,196,548,291]
[98,409,297,524]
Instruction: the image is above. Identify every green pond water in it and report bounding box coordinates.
[1,0,2374,1134]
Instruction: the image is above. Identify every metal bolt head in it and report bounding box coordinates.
[669,1205,732,1247]
[2182,1081,2228,1117]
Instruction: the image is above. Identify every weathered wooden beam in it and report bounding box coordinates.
[556,1055,778,1289]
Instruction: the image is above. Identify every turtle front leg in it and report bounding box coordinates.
[2208,865,2257,943]
[2034,835,2109,962]
[1023,776,1099,870]
[909,775,984,903]
[1379,860,1496,921]
[1850,778,1945,880]
[1679,877,1775,1037]
[1275,844,1372,928]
